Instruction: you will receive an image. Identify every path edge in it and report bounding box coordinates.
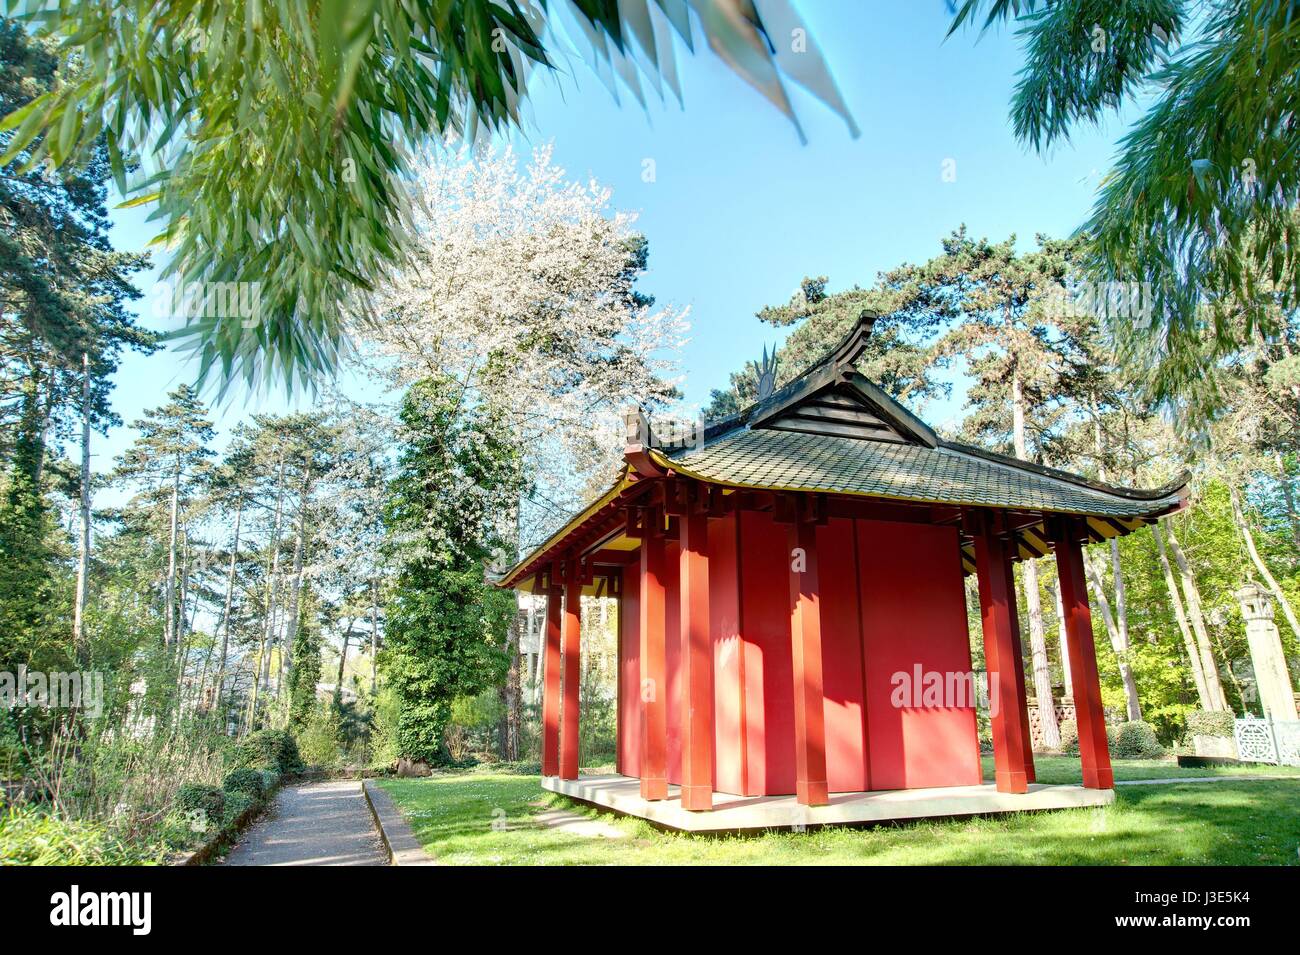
[362,778,439,866]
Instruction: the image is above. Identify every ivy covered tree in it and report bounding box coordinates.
[380,376,522,765]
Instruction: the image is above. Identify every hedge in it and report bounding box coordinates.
[176,784,225,825]
[1112,720,1165,759]
[222,768,267,800]
[1185,709,1236,739]
[228,729,304,775]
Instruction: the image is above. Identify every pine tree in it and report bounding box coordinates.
[113,385,215,654]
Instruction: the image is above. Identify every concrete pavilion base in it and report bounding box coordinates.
[542,774,1114,833]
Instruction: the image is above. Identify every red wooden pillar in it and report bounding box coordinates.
[788,515,829,806]
[679,509,713,810]
[1051,516,1115,789]
[559,566,582,780]
[639,508,669,800]
[973,517,1030,794]
[1000,544,1037,784]
[541,570,562,777]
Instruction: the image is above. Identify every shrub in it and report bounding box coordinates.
[228,729,303,775]
[1058,720,1079,756]
[222,768,266,800]
[297,705,341,769]
[445,690,503,762]
[176,783,225,825]
[492,760,542,776]
[1113,720,1165,759]
[0,806,154,865]
[222,792,257,826]
[1185,709,1235,739]
[261,769,282,793]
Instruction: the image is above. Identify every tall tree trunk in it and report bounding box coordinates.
[1230,485,1300,643]
[1053,574,1073,693]
[1211,627,1248,711]
[249,454,287,727]
[1165,526,1229,710]
[1275,451,1300,551]
[174,533,192,697]
[32,369,52,489]
[1110,538,1129,652]
[164,459,181,648]
[181,546,204,710]
[72,352,91,665]
[499,605,521,761]
[369,578,380,694]
[1083,551,1142,720]
[334,615,353,708]
[280,465,312,696]
[1010,368,1059,747]
[1152,523,1214,709]
[214,496,243,711]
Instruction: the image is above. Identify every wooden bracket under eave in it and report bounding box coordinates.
[624,443,666,478]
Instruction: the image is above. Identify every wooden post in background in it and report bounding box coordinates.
[974,517,1030,794]
[1051,516,1114,789]
[1000,543,1037,784]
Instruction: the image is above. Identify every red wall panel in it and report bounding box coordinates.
[617,509,980,798]
[709,513,745,796]
[617,565,641,777]
[817,518,870,793]
[856,519,982,791]
[738,510,796,795]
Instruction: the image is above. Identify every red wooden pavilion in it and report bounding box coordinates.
[494,314,1188,815]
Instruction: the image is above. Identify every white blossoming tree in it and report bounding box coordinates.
[367,144,688,553]
[363,145,688,758]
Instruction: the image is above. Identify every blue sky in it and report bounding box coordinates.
[98,0,1136,472]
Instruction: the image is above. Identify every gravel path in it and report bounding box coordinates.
[222,779,387,866]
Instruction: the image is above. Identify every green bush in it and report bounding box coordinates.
[1059,720,1079,756]
[445,690,503,762]
[297,705,342,769]
[1113,720,1165,759]
[1185,709,1235,739]
[222,768,266,800]
[0,806,153,865]
[176,783,225,824]
[222,791,257,825]
[261,769,282,793]
[228,729,304,774]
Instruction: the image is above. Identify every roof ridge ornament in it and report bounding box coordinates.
[827,309,879,371]
[755,344,779,401]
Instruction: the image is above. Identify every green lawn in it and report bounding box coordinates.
[985,754,1300,785]
[378,765,1300,866]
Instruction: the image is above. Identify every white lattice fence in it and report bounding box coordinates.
[1234,718,1278,764]
[1274,721,1300,767]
